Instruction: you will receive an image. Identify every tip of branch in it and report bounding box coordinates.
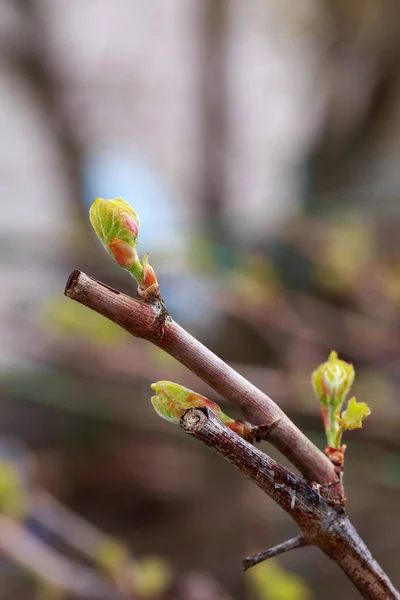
[64,270,82,298]
[180,407,209,433]
[65,271,122,302]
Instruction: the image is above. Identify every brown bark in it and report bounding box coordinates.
[181,408,399,600]
[64,270,399,599]
[64,270,338,491]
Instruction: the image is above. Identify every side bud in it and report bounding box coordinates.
[150,381,253,440]
[138,253,160,301]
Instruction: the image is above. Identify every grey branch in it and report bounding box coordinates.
[242,535,308,571]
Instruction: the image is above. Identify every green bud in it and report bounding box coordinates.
[312,350,354,408]
[89,198,143,282]
[311,350,364,454]
[151,381,253,440]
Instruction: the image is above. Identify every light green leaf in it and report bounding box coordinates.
[338,397,371,430]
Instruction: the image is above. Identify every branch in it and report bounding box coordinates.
[180,408,400,600]
[242,535,308,571]
[64,271,340,495]
[64,271,400,599]
[180,408,336,531]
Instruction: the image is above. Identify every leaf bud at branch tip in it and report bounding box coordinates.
[89,197,143,278]
[89,198,140,249]
[89,198,162,301]
[311,350,371,459]
[311,350,354,408]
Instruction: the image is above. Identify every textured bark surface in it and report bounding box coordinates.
[64,270,339,489]
[64,270,400,600]
[181,408,400,600]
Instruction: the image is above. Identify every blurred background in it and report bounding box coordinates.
[0,0,400,598]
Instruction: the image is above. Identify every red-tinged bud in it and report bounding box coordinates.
[227,420,254,442]
[138,254,160,300]
[325,445,346,467]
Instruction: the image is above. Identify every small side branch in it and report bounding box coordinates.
[243,535,308,571]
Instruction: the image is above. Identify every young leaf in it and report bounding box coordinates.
[338,397,371,430]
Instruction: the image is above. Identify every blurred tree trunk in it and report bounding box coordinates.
[6,0,86,226]
[201,0,233,263]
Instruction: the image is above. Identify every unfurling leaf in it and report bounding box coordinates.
[338,397,371,431]
[151,381,253,440]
